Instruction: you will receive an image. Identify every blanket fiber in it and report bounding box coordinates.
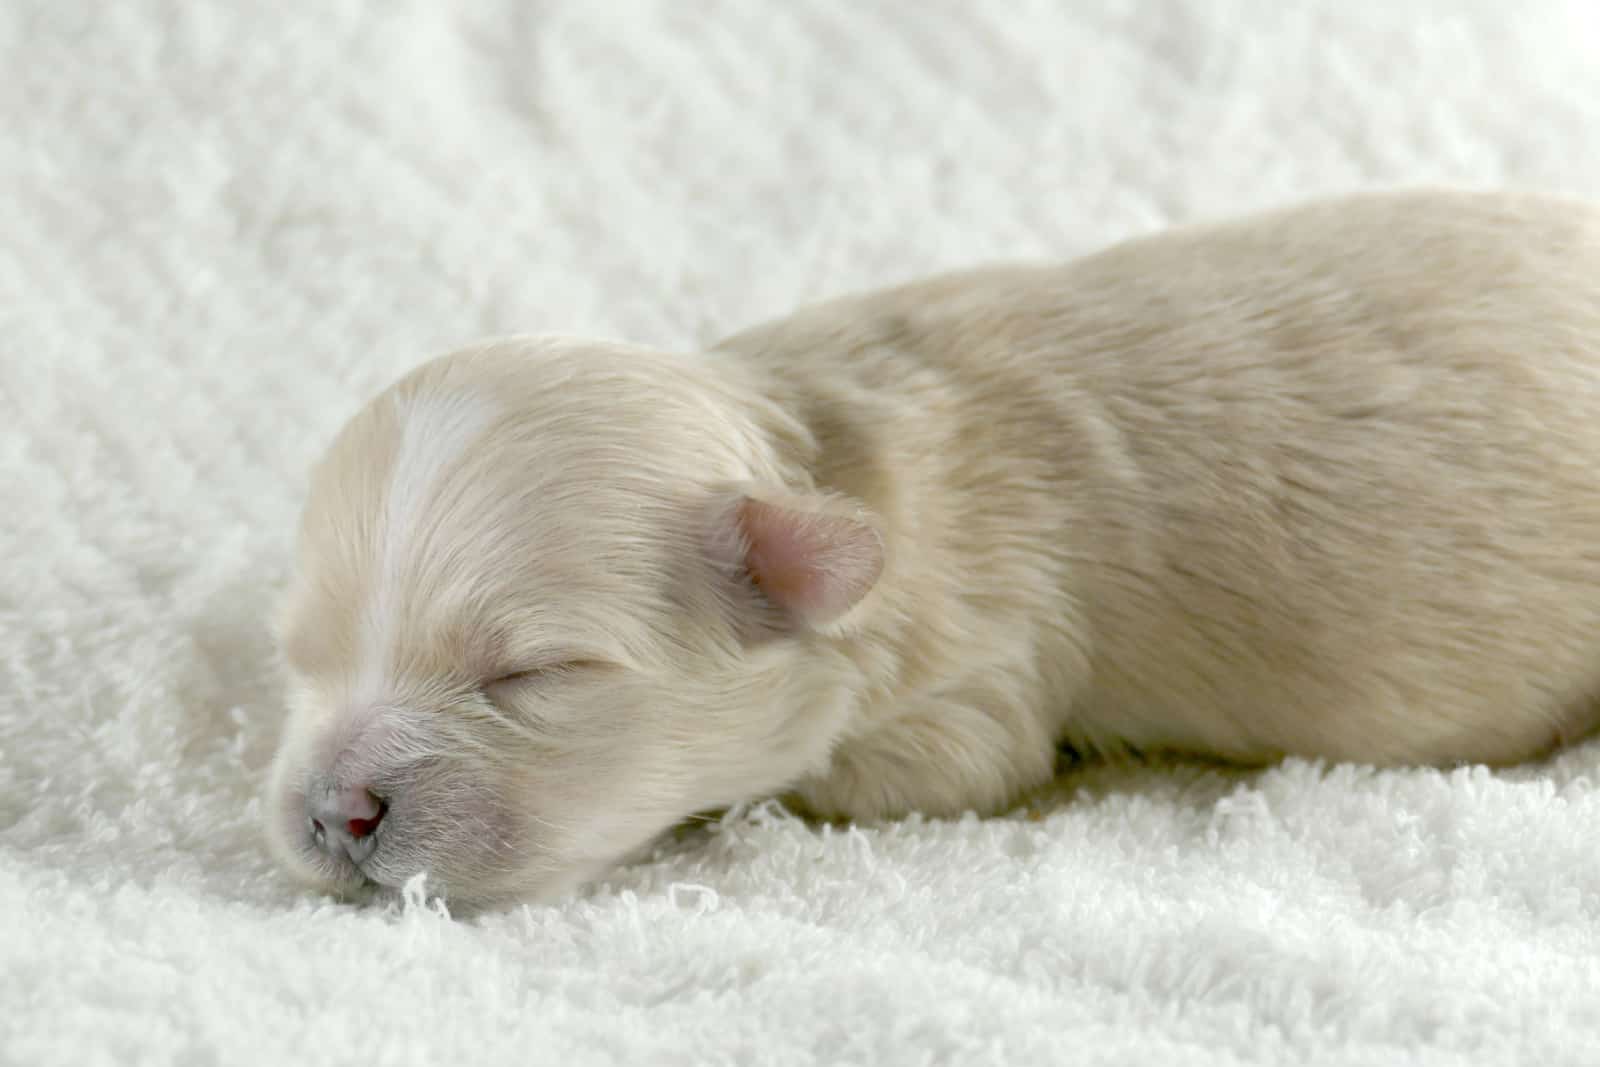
[6,2,1600,1064]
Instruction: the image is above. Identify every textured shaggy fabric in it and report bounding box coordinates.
[6,3,1600,1064]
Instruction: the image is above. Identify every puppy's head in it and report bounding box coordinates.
[265,337,882,908]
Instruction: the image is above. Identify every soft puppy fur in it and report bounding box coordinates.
[267,189,1600,908]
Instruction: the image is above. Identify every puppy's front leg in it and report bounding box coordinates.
[790,690,1062,822]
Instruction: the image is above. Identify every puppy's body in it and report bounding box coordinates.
[728,189,1600,818]
[269,189,1600,905]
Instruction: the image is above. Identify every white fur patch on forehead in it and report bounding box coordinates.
[355,386,501,705]
[383,387,501,572]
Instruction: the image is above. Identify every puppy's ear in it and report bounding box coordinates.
[708,489,885,630]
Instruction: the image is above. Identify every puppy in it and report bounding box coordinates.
[267,188,1600,908]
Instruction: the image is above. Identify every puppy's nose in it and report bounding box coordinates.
[307,784,386,865]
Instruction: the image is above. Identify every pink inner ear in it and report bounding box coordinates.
[738,497,884,626]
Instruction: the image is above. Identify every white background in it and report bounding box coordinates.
[4,3,1600,1063]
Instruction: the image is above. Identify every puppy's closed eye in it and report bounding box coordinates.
[482,660,610,693]
[486,667,562,688]
[480,661,623,739]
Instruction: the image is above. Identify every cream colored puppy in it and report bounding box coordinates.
[267,189,1600,908]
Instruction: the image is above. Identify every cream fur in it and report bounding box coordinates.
[267,188,1600,907]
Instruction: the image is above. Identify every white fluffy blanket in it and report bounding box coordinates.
[6,3,1600,1063]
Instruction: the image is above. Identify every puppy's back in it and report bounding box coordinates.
[721,190,1600,769]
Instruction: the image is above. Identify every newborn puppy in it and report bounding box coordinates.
[267,188,1600,908]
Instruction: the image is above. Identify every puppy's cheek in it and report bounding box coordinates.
[411,774,627,905]
[554,780,699,879]
[354,763,530,900]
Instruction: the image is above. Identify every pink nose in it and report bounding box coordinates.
[308,784,386,865]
